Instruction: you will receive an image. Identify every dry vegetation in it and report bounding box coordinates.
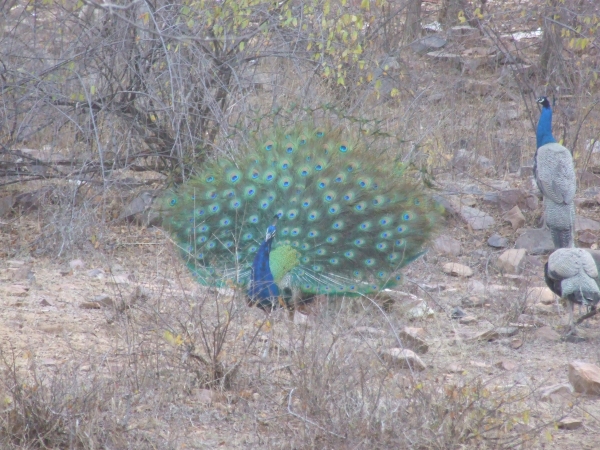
[1,0,600,448]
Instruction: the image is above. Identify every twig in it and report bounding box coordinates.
[287,388,346,439]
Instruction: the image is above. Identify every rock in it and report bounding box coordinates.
[451,306,467,319]
[462,296,486,307]
[578,230,597,246]
[196,389,216,404]
[463,184,484,195]
[379,348,426,371]
[410,35,447,54]
[476,156,493,170]
[574,197,596,208]
[469,328,499,341]
[568,361,600,395]
[86,269,105,278]
[0,285,29,297]
[406,301,435,320]
[495,327,518,337]
[426,51,461,68]
[432,235,462,256]
[398,327,429,354]
[459,206,495,230]
[442,263,473,277]
[575,215,600,232]
[533,303,559,315]
[69,259,85,270]
[353,326,386,337]
[117,190,157,224]
[514,228,554,255]
[527,287,555,305]
[446,363,465,373]
[12,264,33,281]
[539,383,574,403]
[496,189,535,212]
[511,338,523,349]
[487,234,508,248]
[467,279,485,294]
[459,315,478,324]
[534,326,561,341]
[557,417,583,430]
[494,359,517,371]
[503,206,526,229]
[496,249,527,274]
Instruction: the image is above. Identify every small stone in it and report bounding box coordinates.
[533,303,559,315]
[196,389,215,404]
[459,315,477,324]
[442,263,473,277]
[0,285,29,297]
[496,249,527,274]
[575,216,600,232]
[487,234,508,248]
[446,363,465,373]
[69,259,85,270]
[557,417,583,430]
[379,348,427,371]
[578,230,597,246]
[38,325,63,334]
[86,269,105,278]
[80,302,102,309]
[496,327,518,337]
[539,383,574,403]
[568,360,600,395]
[503,205,526,229]
[515,228,554,255]
[516,313,547,327]
[432,235,462,256]
[511,338,523,349]
[459,206,495,230]
[406,301,435,320]
[527,287,555,305]
[535,326,561,341]
[574,197,596,208]
[451,306,467,319]
[12,264,33,281]
[398,327,429,354]
[462,296,486,307]
[494,359,517,371]
[467,279,485,293]
[353,326,385,336]
[470,328,499,341]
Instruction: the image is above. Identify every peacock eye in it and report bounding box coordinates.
[287,146,293,153]
[170,199,177,206]
[206,176,214,182]
[340,145,347,152]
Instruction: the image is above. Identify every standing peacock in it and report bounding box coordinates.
[159,124,441,311]
[533,96,576,248]
[544,248,600,335]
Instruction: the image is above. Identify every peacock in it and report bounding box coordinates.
[545,248,600,335]
[533,96,576,249]
[159,124,441,311]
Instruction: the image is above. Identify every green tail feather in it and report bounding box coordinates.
[158,124,442,295]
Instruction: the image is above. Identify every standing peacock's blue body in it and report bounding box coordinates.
[533,96,576,249]
[160,124,442,309]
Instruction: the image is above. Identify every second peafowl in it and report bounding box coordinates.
[545,248,600,335]
[533,96,576,248]
[160,124,441,310]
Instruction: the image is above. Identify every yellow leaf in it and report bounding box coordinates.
[239,41,245,51]
[90,85,96,95]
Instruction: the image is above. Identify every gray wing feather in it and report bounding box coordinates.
[535,143,576,204]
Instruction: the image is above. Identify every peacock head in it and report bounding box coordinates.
[265,215,280,242]
[536,96,551,108]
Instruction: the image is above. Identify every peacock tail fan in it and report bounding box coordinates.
[159,124,442,296]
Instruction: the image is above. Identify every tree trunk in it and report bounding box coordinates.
[403,0,422,44]
[438,0,468,27]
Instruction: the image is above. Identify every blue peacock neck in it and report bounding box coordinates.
[536,104,556,148]
[248,225,280,309]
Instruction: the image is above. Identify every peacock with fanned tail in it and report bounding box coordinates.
[159,125,441,310]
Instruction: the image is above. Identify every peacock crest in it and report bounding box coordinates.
[159,124,442,309]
